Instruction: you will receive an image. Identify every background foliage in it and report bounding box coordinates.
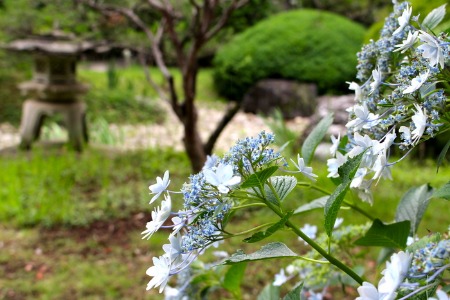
[213,9,366,100]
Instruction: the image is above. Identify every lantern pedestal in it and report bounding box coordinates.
[19,100,87,151]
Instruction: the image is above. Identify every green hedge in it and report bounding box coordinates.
[213,9,366,100]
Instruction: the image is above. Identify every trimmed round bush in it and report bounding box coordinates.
[213,9,366,100]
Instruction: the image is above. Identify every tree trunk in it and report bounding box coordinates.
[182,64,207,173]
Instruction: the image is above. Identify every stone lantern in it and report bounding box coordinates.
[5,32,93,150]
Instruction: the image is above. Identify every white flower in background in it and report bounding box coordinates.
[142,195,172,239]
[378,251,412,299]
[146,254,171,292]
[299,224,317,245]
[394,30,419,53]
[406,236,418,246]
[203,154,219,170]
[347,81,362,101]
[350,168,368,188]
[403,70,430,94]
[330,134,340,157]
[411,104,427,144]
[307,289,326,300]
[370,67,383,93]
[346,104,379,131]
[334,217,344,229]
[327,152,347,178]
[393,4,412,35]
[291,155,318,181]
[149,170,171,204]
[356,282,379,300]
[273,269,289,286]
[164,286,181,300]
[429,290,450,300]
[204,163,241,193]
[418,30,445,68]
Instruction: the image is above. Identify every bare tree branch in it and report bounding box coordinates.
[204,0,250,40]
[204,102,242,155]
[138,49,166,102]
[79,0,182,118]
[188,0,201,10]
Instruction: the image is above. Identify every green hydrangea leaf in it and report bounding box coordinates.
[222,242,299,265]
[422,4,447,30]
[283,283,304,300]
[257,284,280,300]
[301,113,333,165]
[241,166,278,189]
[265,176,297,205]
[432,181,450,200]
[437,140,450,173]
[395,184,433,235]
[354,219,410,249]
[324,152,363,237]
[223,263,247,299]
[324,183,350,237]
[294,196,328,214]
[244,212,293,243]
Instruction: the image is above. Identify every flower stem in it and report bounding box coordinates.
[342,201,375,221]
[225,222,275,238]
[231,203,267,211]
[265,200,365,285]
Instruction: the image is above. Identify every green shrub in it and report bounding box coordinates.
[213,9,366,100]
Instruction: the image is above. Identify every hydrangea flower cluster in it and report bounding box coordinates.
[408,239,450,280]
[357,238,450,300]
[143,131,300,293]
[330,1,450,202]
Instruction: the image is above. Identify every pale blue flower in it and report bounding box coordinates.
[356,282,379,300]
[411,104,427,144]
[327,152,347,178]
[330,134,340,157]
[299,224,317,245]
[203,154,219,170]
[346,104,379,131]
[273,269,289,286]
[378,251,412,299]
[350,168,368,188]
[146,254,171,293]
[164,286,181,300]
[418,31,445,68]
[394,31,419,53]
[203,163,241,193]
[149,170,171,204]
[334,217,344,229]
[429,290,450,300]
[403,70,429,94]
[393,4,412,35]
[370,67,383,93]
[347,81,362,101]
[163,234,183,263]
[142,194,172,239]
[291,155,317,181]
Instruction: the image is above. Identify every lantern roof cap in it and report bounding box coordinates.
[3,31,95,55]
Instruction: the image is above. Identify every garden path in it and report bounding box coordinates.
[0,95,350,152]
